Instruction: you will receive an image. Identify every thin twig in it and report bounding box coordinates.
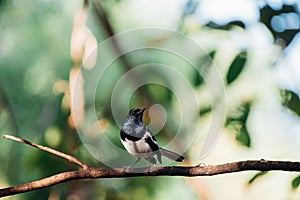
[2,135,89,169]
[1,160,300,197]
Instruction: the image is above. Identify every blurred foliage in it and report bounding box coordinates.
[260,4,299,47]
[292,175,300,189]
[248,171,268,184]
[0,0,300,199]
[193,50,216,87]
[281,89,300,117]
[205,3,299,48]
[226,102,252,147]
[226,52,247,85]
[206,20,246,30]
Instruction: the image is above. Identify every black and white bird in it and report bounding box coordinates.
[120,107,184,167]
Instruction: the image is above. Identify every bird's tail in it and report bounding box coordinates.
[160,148,184,162]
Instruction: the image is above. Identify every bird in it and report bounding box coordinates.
[120,107,184,167]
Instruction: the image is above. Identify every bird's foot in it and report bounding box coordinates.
[142,164,155,174]
[122,165,134,172]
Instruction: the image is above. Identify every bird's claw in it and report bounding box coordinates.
[122,165,133,172]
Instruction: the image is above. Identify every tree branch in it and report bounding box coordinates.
[1,160,300,197]
[2,135,89,169]
[2,135,300,198]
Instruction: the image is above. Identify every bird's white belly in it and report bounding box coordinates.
[122,139,153,158]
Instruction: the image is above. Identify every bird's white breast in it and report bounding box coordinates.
[121,135,153,158]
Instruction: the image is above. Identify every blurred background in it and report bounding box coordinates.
[1,0,300,199]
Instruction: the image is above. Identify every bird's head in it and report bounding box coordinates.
[127,107,146,122]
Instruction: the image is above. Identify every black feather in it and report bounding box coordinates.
[145,135,159,151]
[120,129,141,142]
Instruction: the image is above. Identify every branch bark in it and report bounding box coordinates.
[1,160,300,197]
[2,135,89,169]
[2,135,300,198]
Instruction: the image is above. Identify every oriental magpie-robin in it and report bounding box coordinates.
[120,107,184,167]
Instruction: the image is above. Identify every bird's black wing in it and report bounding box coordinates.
[144,127,162,164]
[120,129,140,141]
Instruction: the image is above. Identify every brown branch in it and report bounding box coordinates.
[2,135,89,169]
[2,135,300,198]
[1,160,300,197]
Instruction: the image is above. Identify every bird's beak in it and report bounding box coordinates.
[138,107,147,114]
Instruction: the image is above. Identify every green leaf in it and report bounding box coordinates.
[235,125,251,147]
[281,89,300,116]
[292,175,300,189]
[248,171,268,184]
[199,106,212,116]
[193,70,204,87]
[226,102,252,147]
[208,51,216,59]
[226,52,247,84]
